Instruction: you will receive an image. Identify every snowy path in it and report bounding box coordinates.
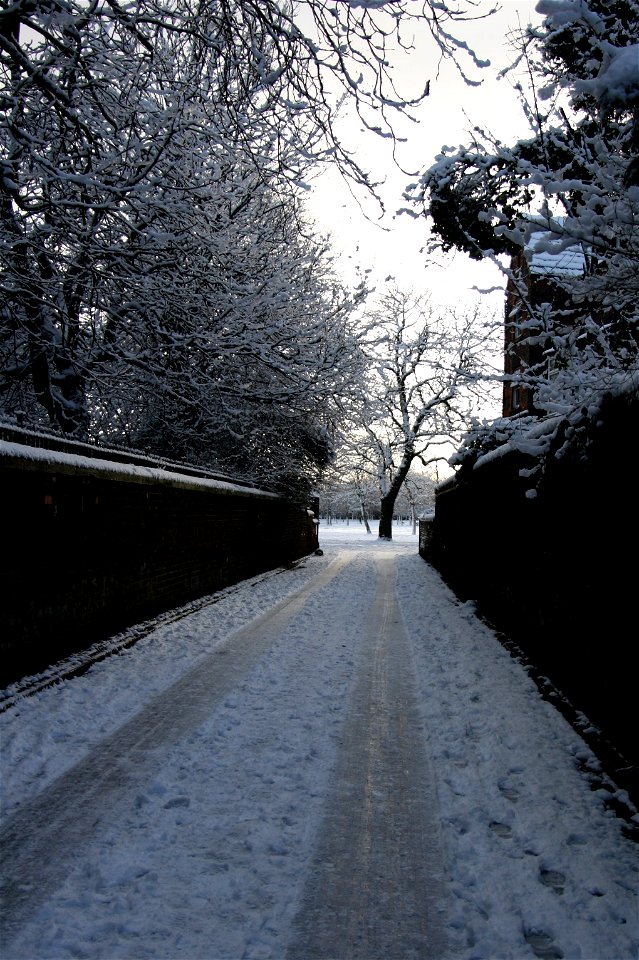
[0,553,354,950]
[2,543,452,959]
[0,523,637,960]
[287,554,447,959]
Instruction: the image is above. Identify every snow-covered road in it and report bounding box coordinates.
[1,523,637,959]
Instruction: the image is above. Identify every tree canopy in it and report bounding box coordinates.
[1,0,497,494]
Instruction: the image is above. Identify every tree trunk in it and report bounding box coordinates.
[360,499,372,534]
[378,491,397,539]
[378,452,414,540]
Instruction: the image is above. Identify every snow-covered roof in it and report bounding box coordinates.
[525,230,586,278]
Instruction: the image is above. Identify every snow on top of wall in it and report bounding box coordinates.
[0,440,280,500]
[471,367,639,473]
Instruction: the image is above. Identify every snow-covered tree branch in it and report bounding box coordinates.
[1,0,498,494]
[405,0,639,457]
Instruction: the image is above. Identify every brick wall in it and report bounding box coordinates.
[1,444,318,685]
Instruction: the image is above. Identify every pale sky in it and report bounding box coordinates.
[306,0,544,312]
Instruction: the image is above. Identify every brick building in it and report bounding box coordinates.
[503,230,586,417]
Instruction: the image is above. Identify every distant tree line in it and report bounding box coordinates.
[319,470,437,532]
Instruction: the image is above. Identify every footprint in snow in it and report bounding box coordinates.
[539,868,566,895]
[489,820,513,839]
[498,783,520,803]
[524,928,564,959]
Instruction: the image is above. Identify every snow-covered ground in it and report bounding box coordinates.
[1,521,637,960]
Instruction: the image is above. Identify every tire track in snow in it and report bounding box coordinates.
[0,552,352,950]
[287,553,449,960]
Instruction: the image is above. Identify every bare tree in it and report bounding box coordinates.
[352,286,498,538]
[395,472,437,533]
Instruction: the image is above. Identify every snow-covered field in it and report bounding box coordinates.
[1,521,637,959]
